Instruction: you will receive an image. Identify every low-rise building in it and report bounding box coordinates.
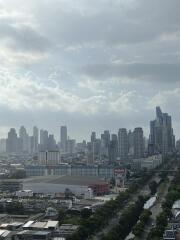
[15,190,33,198]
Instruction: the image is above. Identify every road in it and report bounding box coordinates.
[91,174,160,240]
[135,176,173,240]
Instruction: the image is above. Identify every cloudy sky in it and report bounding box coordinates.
[0,0,180,141]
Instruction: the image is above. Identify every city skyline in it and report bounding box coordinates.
[0,106,177,143]
[0,0,180,140]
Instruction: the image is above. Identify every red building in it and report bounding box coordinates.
[88,183,109,196]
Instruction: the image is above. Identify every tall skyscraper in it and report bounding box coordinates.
[40,129,48,151]
[6,128,19,153]
[134,127,144,159]
[33,126,39,153]
[118,128,128,161]
[48,134,57,151]
[100,130,110,159]
[91,132,96,143]
[149,107,175,155]
[109,134,118,162]
[128,130,134,155]
[60,126,67,152]
[19,126,29,152]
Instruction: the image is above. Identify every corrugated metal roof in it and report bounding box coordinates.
[32,222,47,228]
[23,221,34,228]
[45,221,58,228]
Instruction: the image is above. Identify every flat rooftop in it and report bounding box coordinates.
[23,176,107,186]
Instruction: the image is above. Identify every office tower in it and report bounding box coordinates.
[6,128,18,153]
[0,139,6,153]
[118,128,128,161]
[91,132,96,143]
[103,130,110,145]
[176,139,180,151]
[76,140,86,152]
[109,134,118,162]
[28,136,34,153]
[100,130,110,159]
[19,126,29,152]
[90,132,101,162]
[149,107,175,155]
[67,139,76,154]
[134,127,144,159]
[33,126,39,153]
[60,126,67,152]
[48,134,57,151]
[40,129,48,151]
[128,130,134,155]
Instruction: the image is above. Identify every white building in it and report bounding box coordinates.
[15,190,33,198]
[133,154,162,170]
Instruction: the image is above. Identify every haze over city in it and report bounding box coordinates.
[0,1,180,240]
[0,0,180,140]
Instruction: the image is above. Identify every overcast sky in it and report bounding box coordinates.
[0,0,180,141]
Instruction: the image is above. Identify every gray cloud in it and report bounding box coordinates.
[82,63,180,82]
[0,0,180,139]
[32,0,180,47]
[0,24,50,53]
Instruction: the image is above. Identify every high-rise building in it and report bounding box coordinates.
[40,129,48,151]
[109,134,118,162]
[6,128,19,153]
[67,139,76,154]
[118,128,128,161]
[176,139,180,151]
[100,131,110,159]
[19,126,29,152]
[149,107,175,155]
[48,134,57,151]
[33,126,39,153]
[91,132,96,143]
[134,127,144,159]
[0,139,6,153]
[128,130,134,155]
[60,126,67,152]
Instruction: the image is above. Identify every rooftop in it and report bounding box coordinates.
[23,175,107,186]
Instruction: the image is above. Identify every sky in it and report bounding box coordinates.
[0,0,180,141]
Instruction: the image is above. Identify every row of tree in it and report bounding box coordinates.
[147,168,180,240]
[101,195,147,240]
[67,169,155,240]
[132,209,152,237]
[67,191,130,240]
[0,202,24,214]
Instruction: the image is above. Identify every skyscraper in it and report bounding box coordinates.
[91,132,96,143]
[19,126,29,152]
[40,129,48,151]
[109,134,118,162]
[48,134,57,151]
[134,127,144,159]
[128,130,134,155]
[100,130,110,159]
[33,126,39,153]
[60,126,67,152]
[6,128,18,153]
[149,107,175,155]
[118,128,128,161]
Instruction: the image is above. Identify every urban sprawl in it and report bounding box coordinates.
[0,107,179,240]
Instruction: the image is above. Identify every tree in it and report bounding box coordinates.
[81,208,92,219]
[65,188,73,199]
[132,222,144,236]
[149,181,158,195]
[139,209,152,223]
